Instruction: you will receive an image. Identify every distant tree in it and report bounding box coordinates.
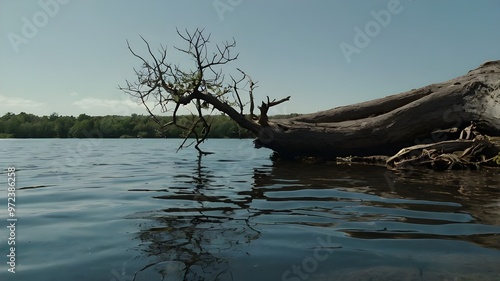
[18,123,33,138]
[1,112,15,121]
[77,113,91,122]
[0,112,253,139]
[33,117,56,138]
[49,112,59,121]
[54,116,75,138]
[69,119,97,138]
[4,116,21,136]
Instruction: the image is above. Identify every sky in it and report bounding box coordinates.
[0,0,499,117]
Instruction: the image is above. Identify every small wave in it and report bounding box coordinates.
[19,184,57,190]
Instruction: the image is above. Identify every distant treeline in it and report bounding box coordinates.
[0,112,300,138]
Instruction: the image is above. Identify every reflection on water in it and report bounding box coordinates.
[127,155,263,280]
[1,139,499,281]
[129,153,500,281]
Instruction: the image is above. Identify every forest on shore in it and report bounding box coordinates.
[0,112,299,139]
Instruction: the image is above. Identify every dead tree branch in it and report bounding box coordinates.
[120,28,290,154]
[258,96,291,126]
[121,29,499,170]
[237,68,257,120]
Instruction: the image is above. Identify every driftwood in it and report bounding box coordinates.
[266,61,500,161]
[385,135,500,170]
[264,61,500,170]
[122,29,500,170]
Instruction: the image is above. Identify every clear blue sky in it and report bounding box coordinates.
[1,0,499,116]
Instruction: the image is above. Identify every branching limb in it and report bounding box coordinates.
[120,28,266,154]
[230,75,245,115]
[258,96,291,126]
[237,68,258,120]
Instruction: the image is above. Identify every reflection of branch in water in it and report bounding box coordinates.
[131,154,261,281]
[129,158,500,279]
[383,168,500,225]
[252,162,500,250]
[133,212,261,280]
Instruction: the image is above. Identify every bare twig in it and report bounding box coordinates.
[237,68,257,119]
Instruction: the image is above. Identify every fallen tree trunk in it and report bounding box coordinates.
[260,61,500,160]
[122,30,499,169]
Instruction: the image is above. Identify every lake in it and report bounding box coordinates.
[1,139,499,281]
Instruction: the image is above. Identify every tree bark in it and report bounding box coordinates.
[122,30,499,168]
[254,61,500,160]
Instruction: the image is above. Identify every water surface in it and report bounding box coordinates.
[1,139,499,280]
